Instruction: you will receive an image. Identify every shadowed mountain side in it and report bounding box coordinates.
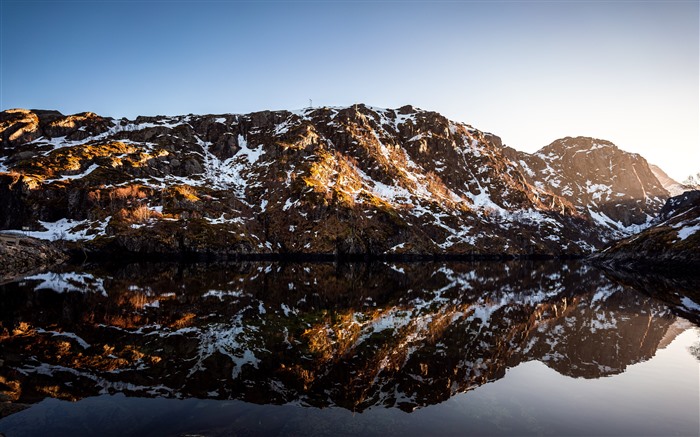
[598,268,700,325]
[0,262,680,413]
[592,190,700,274]
[0,107,668,258]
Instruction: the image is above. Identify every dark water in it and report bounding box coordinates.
[0,261,698,436]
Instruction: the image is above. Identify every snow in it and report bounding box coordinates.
[388,242,406,253]
[11,217,111,242]
[236,135,264,164]
[677,224,700,241]
[467,189,506,214]
[283,198,297,211]
[587,208,621,230]
[48,163,100,181]
[204,214,245,226]
[274,118,295,135]
[196,134,263,196]
[203,290,245,300]
[585,181,612,202]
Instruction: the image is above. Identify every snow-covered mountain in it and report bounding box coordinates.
[0,106,669,257]
[504,137,668,240]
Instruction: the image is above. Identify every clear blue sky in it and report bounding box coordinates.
[1,0,698,180]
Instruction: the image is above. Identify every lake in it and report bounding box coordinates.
[0,261,698,436]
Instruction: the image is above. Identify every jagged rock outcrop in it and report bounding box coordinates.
[0,107,669,257]
[504,137,668,240]
[592,190,700,273]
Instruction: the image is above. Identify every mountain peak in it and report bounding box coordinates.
[540,136,617,154]
[509,136,667,236]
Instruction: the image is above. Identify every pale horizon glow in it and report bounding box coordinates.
[1,1,698,181]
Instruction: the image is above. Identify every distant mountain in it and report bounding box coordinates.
[593,190,700,273]
[649,164,700,197]
[649,164,688,197]
[682,172,700,189]
[0,106,669,257]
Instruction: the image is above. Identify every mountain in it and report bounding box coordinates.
[649,164,689,197]
[593,190,700,273]
[504,137,668,240]
[0,106,668,258]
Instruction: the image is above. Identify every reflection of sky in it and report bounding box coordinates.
[0,327,697,436]
[1,2,697,180]
[441,327,700,435]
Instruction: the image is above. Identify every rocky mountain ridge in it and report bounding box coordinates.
[0,105,670,258]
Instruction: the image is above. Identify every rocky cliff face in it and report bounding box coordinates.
[505,137,668,240]
[593,190,700,272]
[0,106,668,257]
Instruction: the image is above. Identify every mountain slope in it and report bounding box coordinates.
[505,137,668,240]
[0,106,666,257]
[593,190,700,272]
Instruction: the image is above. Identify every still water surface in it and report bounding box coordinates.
[0,261,698,436]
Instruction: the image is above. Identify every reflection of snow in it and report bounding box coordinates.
[680,297,700,312]
[36,328,91,349]
[185,315,261,379]
[24,272,107,296]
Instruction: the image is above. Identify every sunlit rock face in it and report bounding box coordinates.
[0,106,668,257]
[0,262,683,412]
[504,137,668,240]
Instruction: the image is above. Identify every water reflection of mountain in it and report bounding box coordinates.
[0,261,688,413]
